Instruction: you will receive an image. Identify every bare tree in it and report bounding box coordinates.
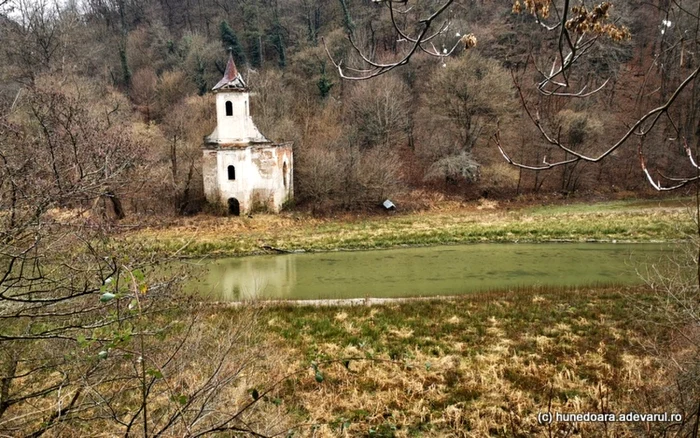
[323,0,700,191]
[0,76,290,436]
[493,0,700,192]
[160,94,211,214]
[0,76,150,435]
[324,0,476,80]
[346,74,412,148]
[422,51,513,152]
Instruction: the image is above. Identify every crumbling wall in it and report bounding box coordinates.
[203,142,294,215]
[202,150,220,203]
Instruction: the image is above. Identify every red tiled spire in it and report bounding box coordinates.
[222,54,238,81]
[213,53,247,91]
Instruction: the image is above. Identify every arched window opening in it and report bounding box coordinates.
[244,100,248,116]
[283,162,288,189]
[227,165,236,180]
[228,198,240,216]
[225,101,233,116]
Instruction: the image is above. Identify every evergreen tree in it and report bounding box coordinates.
[337,0,354,34]
[219,21,247,66]
[194,56,207,95]
[270,19,286,69]
[317,64,333,98]
[242,3,263,68]
[246,34,262,68]
[119,47,131,88]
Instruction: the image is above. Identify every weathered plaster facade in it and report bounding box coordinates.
[202,54,293,215]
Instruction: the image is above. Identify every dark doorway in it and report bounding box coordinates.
[227,198,240,216]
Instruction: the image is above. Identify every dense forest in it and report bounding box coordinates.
[1,0,698,217]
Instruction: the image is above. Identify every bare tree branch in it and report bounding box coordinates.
[497,65,700,171]
[324,0,470,80]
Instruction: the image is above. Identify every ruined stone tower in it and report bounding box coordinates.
[202,54,293,215]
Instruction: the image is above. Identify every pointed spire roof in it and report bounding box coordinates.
[213,53,247,91]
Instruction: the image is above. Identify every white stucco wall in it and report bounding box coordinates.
[202,144,293,214]
[207,92,268,144]
[202,85,293,214]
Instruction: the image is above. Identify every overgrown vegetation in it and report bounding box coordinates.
[132,198,693,257]
[0,75,292,435]
[2,0,699,435]
[258,285,692,436]
[1,0,697,213]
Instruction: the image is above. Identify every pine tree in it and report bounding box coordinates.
[270,18,286,69]
[317,64,333,98]
[241,3,263,68]
[219,21,247,66]
[337,0,354,34]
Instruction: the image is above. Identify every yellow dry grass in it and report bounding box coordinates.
[262,287,675,437]
[125,197,692,257]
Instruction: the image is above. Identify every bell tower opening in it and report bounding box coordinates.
[203,51,293,216]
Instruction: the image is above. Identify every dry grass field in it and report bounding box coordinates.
[128,197,693,258]
[110,197,696,436]
[205,284,686,437]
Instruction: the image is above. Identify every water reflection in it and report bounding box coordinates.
[195,255,296,300]
[185,243,669,301]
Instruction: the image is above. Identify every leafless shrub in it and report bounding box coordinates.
[479,162,521,194]
[296,144,403,212]
[295,145,345,211]
[633,238,700,435]
[352,145,403,205]
[346,74,412,148]
[0,75,288,436]
[423,151,480,184]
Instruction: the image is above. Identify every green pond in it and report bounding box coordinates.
[184,243,672,301]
